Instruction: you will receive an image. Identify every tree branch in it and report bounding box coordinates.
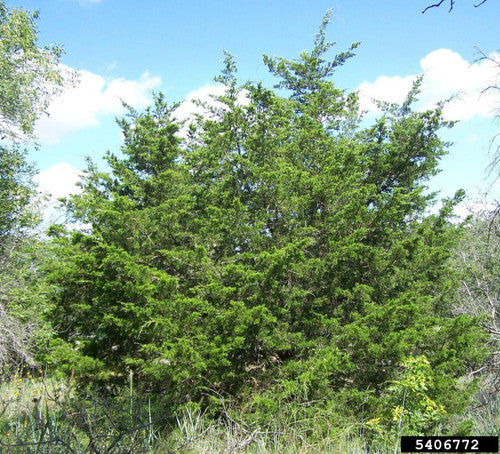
[422,0,451,13]
[422,0,489,13]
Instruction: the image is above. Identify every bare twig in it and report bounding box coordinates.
[0,303,35,367]
[422,0,488,13]
[469,365,487,376]
[422,0,451,13]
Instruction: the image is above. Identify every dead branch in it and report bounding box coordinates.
[422,0,452,13]
[422,0,488,13]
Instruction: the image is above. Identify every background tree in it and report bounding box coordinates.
[474,48,500,198]
[0,145,39,366]
[0,0,66,141]
[0,0,66,367]
[453,212,499,399]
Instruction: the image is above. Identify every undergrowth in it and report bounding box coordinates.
[1,367,498,453]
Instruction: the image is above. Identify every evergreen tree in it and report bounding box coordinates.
[46,16,485,428]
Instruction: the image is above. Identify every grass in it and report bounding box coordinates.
[157,407,377,453]
[0,368,498,453]
[0,369,389,453]
[0,366,158,453]
[464,394,500,436]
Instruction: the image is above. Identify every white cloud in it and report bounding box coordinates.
[35,162,82,200]
[357,49,500,121]
[173,84,250,140]
[175,84,249,122]
[358,74,417,112]
[36,66,161,144]
[174,84,227,123]
[34,162,83,226]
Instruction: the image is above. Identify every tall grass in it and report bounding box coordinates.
[1,368,498,453]
[157,404,379,453]
[0,366,160,453]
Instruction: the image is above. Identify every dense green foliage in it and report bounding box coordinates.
[44,17,486,436]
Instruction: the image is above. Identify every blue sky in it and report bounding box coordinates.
[6,0,500,218]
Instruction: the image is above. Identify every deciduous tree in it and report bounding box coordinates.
[453,212,499,398]
[0,0,65,141]
[0,0,65,367]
